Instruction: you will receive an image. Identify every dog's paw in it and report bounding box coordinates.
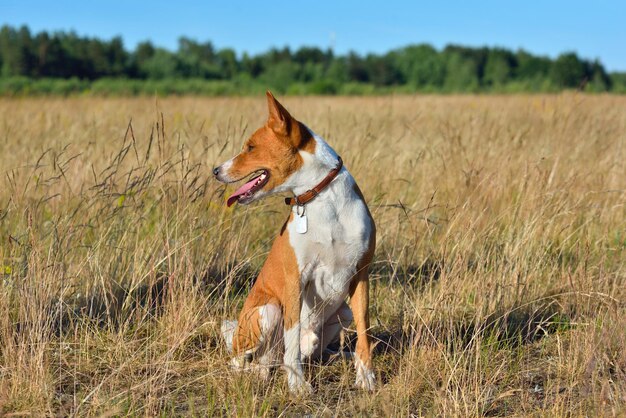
[229,352,252,370]
[354,356,376,391]
[289,378,313,396]
[254,365,272,381]
[354,368,376,391]
[286,366,313,396]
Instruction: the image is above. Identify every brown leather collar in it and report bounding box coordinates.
[284,156,343,206]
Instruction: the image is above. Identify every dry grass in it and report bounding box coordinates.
[0,94,624,416]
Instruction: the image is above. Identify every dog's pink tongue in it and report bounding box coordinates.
[226,176,259,207]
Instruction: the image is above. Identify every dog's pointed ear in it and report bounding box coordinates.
[266,91,293,136]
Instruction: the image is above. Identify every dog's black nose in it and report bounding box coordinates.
[212,167,220,177]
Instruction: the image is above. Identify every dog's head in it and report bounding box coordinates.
[213,91,316,206]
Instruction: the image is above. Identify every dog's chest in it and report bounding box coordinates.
[287,192,372,299]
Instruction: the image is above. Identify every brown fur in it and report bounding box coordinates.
[229,93,322,354]
[232,220,299,352]
[230,94,376,387]
[226,92,316,194]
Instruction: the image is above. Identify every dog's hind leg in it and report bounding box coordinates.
[349,266,376,391]
[223,303,282,378]
[308,302,353,361]
[254,313,283,379]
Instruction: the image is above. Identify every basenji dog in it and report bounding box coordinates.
[213,92,376,394]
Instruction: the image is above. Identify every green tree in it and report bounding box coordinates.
[217,48,238,79]
[365,53,402,86]
[177,37,220,78]
[346,52,369,82]
[0,25,35,76]
[392,44,445,88]
[241,52,263,77]
[141,49,178,79]
[610,72,626,93]
[551,52,586,88]
[443,51,479,92]
[0,24,619,95]
[130,41,156,78]
[483,48,516,86]
[587,60,611,91]
[108,36,128,76]
[259,61,300,93]
[326,58,349,83]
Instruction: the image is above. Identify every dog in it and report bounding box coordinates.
[213,92,376,394]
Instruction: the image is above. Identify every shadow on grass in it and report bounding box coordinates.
[40,259,571,389]
[42,260,258,335]
[371,257,442,289]
[331,297,572,385]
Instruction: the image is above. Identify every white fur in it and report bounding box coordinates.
[221,158,233,171]
[255,304,283,379]
[221,126,375,393]
[286,128,372,348]
[217,158,234,181]
[284,324,312,394]
[258,304,281,335]
[300,329,320,358]
[284,128,375,389]
[221,320,237,353]
[223,305,283,380]
[354,353,376,390]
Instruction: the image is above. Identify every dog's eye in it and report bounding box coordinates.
[246,144,255,152]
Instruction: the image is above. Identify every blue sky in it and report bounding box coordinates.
[2,0,625,71]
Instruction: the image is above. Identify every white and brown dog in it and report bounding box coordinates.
[213,92,375,394]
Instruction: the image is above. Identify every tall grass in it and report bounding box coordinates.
[0,94,624,416]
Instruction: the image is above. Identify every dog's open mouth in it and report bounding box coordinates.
[226,170,269,207]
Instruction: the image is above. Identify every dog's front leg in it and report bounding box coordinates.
[282,279,312,395]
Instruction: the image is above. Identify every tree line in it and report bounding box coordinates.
[1,24,625,95]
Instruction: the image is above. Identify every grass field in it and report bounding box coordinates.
[0,94,624,416]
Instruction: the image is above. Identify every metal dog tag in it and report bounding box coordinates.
[295,205,307,234]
